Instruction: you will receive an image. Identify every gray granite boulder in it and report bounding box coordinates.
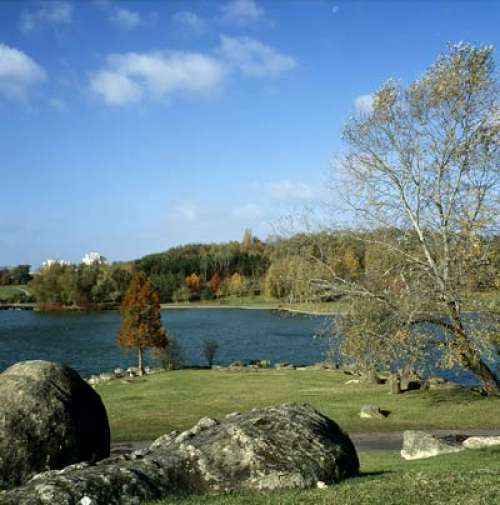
[0,403,359,504]
[359,405,386,419]
[401,430,465,460]
[0,360,110,488]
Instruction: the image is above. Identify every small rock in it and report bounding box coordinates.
[359,405,386,419]
[463,436,500,449]
[316,480,328,489]
[401,431,465,460]
[345,379,361,385]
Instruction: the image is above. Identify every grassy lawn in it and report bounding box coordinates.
[95,369,500,443]
[145,448,500,505]
[161,296,348,314]
[0,285,30,301]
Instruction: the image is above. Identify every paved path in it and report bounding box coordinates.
[112,429,500,455]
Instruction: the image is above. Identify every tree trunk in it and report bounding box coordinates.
[466,356,500,395]
[138,347,145,376]
[447,303,499,395]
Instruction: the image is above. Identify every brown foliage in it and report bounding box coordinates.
[117,272,168,373]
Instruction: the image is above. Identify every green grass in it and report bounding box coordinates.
[145,448,500,505]
[0,285,30,301]
[95,369,500,443]
[161,296,348,314]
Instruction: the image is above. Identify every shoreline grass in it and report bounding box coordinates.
[95,369,499,443]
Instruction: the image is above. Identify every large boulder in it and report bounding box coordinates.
[0,360,110,488]
[0,403,359,505]
[401,430,465,460]
[463,436,500,449]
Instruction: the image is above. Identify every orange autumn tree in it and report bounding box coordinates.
[117,271,168,375]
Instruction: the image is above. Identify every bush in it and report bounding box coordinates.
[201,339,220,367]
[153,336,184,370]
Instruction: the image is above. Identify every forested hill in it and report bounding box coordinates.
[4,230,499,308]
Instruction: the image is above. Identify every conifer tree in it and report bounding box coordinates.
[117,272,168,375]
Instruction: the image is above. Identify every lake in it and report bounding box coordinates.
[0,308,493,384]
[0,309,330,377]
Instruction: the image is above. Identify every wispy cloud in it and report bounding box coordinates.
[110,8,142,30]
[19,1,73,34]
[263,180,316,202]
[171,11,206,36]
[175,202,199,222]
[332,5,340,15]
[90,36,295,105]
[232,203,262,220]
[48,97,67,111]
[221,0,264,24]
[219,35,296,77]
[0,44,46,100]
[354,94,373,114]
[93,1,144,30]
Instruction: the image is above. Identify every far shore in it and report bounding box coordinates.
[0,302,340,316]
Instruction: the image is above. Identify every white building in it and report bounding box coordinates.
[41,258,71,269]
[81,252,106,266]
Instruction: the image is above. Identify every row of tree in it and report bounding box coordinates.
[0,265,32,286]
[29,262,134,309]
[21,227,499,309]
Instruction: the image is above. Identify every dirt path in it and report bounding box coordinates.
[111,429,500,455]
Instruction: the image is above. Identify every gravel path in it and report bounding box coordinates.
[111,429,500,455]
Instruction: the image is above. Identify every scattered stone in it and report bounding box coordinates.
[274,362,295,370]
[364,370,384,385]
[401,431,466,460]
[400,370,422,391]
[0,403,359,505]
[427,376,447,386]
[316,481,328,489]
[359,405,387,419]
[428,382,464,392]
[113,368,125,378]
[0,360,110,488]
[463,436,500,449]
[345,379,361,384]
[388,374,401,394]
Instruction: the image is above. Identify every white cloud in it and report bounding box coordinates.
[175,203,199,222]
[90,37,296,105]
[48,97,67,110]
[221,0,264,23]
[0,44,46,100]
[232,203,262,220]
[332,5,340,15]
[90,50,225,105]
[354,94,374,114]
[90,70,143,105]
[219,35,296,77]
[110,8,142,30]
[19,1,73,34]
[264,181,316,201]
[171,11,205,36]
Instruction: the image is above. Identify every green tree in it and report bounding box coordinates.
[117,272,168,375]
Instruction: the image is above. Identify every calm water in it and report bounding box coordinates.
[0,309,494,384]
[0,309,329,377]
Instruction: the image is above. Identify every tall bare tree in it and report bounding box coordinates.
[324,43,499,393]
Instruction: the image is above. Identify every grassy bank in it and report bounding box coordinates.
[146,448,500,505]
[161,296,348,315]
[95,369,499,443]
[0,285,30,302]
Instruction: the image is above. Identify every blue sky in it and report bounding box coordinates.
[0,0,499,268]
